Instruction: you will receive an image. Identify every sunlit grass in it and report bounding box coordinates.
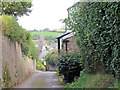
[65,72,118,88]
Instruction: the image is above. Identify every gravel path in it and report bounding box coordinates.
[17,71,63,88]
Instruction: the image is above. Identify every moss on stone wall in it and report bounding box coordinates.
[3,65,11,88]
[0,77,1,88]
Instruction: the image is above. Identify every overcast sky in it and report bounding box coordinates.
[18,0,77,30]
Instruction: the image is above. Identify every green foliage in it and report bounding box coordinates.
[3,65,11,88]
[65,70,118,88]
[20,30,38,60]
[45,50,58,67]
[55,71,66,86]
[64,2,120,78]
[58,79,66,86]
[55,71,59,77]
[1,15,38,60]
[2,2,32,17]
[36,60,46,71]
[58,53,83,83]
[1,15,22,43]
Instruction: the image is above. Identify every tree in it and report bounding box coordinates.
[1,2,32,17]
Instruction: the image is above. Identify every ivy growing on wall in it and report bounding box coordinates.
[64,2,120,78]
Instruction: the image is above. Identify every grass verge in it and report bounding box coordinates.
[55,71,66,86]
[65,71,118,88]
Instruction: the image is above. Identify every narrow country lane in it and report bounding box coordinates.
[17,71,63,88]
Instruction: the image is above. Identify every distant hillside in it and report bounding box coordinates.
[49,29,65,33]
[31,31,63,37]
[31,31,63,45]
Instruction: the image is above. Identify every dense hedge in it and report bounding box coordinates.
[36,60,46,71]
[45,50,58,68]
[0,15,38,60]
[64,2,120,78]
[58,53,83,83]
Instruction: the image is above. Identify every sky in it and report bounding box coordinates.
[18,0,78,31]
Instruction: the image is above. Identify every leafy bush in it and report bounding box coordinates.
[1,15,22,43]
[36,60,46,71]
[55,71,59,77]
[0,15,38,60]
[45,50,58,68]
[64,2,120,78]
[58,53,83,83]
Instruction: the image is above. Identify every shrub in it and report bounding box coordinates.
[55,71,59,77]
[58,53,83,83]
[45,50,58,68]
[36,60,46,71]
[1,14,21,43]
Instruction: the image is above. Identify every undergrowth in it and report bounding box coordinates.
[65,71,118,88]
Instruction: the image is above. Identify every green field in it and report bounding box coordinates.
[31,31,41,36]
[31,31,63,37]
[50,29,65,32]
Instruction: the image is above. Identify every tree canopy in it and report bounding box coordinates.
[1,2,32,17]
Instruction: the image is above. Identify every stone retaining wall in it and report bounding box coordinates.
[1,32,36,88]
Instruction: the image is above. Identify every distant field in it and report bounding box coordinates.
[31,31,63,37]
[31,32,41,36]
[50,29,65,32]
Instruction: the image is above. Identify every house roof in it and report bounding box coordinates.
[56,30,75,40]
[56,30,72,39]
[56,32,70,39]
[62,32,74,40]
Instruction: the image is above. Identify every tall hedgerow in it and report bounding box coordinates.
[64,2,120,78]
[45,50,58,68]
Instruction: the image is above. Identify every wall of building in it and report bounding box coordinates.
[63,36,79,54]
[1,33,36,88]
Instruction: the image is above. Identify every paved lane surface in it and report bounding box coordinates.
[18,71,62,88]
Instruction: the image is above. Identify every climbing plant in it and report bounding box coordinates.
[0,15,38,60]
[64,2,120,78]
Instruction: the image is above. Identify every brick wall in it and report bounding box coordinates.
[1,33,36,88]
[63,36,79,54]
